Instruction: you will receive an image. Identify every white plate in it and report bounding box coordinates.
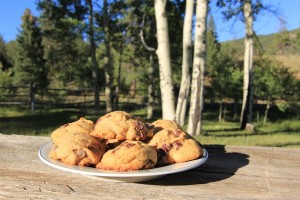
[38,141,208,182]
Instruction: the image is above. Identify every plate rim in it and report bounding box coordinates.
[38,141,208,178]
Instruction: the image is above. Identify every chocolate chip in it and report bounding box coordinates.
[124,142,135,148]
[134,121,141,131]
[88,147,99,155]
[167,130,173,135]
[138,124,144,130]
[173,141,183,150]
[134,121,146,138]
[161,143,171,152]
[173,129,182,137]
[146,123,154,130]
[111,144,123,154]
[140,132,145,139]
[73,149,86,158]
[111,148,117,154]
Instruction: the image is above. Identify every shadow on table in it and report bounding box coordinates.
[144,144,249,186]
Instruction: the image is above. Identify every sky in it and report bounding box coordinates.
[0,0,299,43]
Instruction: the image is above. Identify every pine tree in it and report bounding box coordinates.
[206,15,224,121]
[15,9,48,89]
[0,36,14,99]
[37,0,89,87]
[0,35,12,71]
[206,15,221,78]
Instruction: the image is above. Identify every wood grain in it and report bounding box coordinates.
[0,134,299,199]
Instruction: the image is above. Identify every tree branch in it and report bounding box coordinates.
[139,14,156,52]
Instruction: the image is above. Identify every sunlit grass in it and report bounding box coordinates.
[198,134,300,147]
[256,120,300,133]
[197,120,300,147]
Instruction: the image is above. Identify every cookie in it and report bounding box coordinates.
[96,140,157,171]
[168,139,203,163]
[90,111,154,141]
[50,131,106,166]
[147,128,190,148]
[148,129,202,165]
[51,117,94,144]
[50,117,105,166]
[152,119,181,133]
[147,129,188,165]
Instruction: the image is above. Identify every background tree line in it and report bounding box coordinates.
[0,0,299,136]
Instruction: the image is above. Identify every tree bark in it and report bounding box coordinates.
[240,0,254,130]
[175,0,194,126]
[187,0,208,136]
[233,99,239,121]
[263,99,270,125]
[86,0,100,111]
[103,0,113,112]
[218,101,223,122]
[147,53,155,119]
[154,0,176,120]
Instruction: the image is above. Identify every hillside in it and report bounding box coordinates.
[222,28,300,78]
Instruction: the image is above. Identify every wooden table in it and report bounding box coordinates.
[1,134,299,199]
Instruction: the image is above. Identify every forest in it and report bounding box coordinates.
[0,0,300,140]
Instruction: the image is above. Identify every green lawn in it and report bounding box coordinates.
[1,106,299,147]
[199,121,300,147]
[0,106,102,135]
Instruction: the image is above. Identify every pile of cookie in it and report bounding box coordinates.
[50,111,204,171]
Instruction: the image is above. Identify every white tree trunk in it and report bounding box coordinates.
[187,0,208,136]
[218,101,223,122]
[263,99,270,125]
[154,0,176,120]
[240,0,254,129]
[147,53,154,119]
[175,0,194,126]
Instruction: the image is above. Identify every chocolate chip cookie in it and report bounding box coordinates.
[51,117,94,144]
[168,138,203,163]
[50,131,106,166]
[90,111,154,141]
[148,128,203,165]
[96,140,157,171]
[50,117,105,166]
[152,119,181,133]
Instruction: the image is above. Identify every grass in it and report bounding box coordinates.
[199,134,300,147]
[199,121,300,147]
[0,107,82,135]
[0,105,300,147]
